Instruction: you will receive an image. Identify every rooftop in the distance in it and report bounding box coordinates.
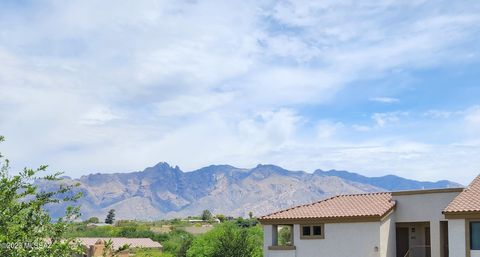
[76,237,162,249]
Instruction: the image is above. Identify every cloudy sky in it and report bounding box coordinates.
[1,0,480,184]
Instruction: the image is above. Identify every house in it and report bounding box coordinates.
[259,174,480,257]
[75,237,162,257]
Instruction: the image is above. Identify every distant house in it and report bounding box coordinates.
[259,174,480,257]
[76,237,162,257]
[85,223,112,228]
[188,218,221,223]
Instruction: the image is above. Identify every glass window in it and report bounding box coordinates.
[472,222,480,250]
[302,226,311,236]
[301,224,324,239]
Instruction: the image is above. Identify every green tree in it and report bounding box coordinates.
[0,136,83,257]
[215,214,226,223]
[248,211,253,219]
[105,209,116,224]
[201,209,212,221]
[187,223,262,257]
[85,217,99,223]
[176,235,192,257]
[162,230,194,257]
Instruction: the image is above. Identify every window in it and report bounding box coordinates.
[278,225,294,246]
[313,225,322,236]
[301,224,325,239]
[269,224,295,250]
[302,226,311,236]
[471,222,480,250]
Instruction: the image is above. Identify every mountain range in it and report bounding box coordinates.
[42,162,462,221]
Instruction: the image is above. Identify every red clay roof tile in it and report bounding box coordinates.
[444,175,480,213]
[259,192,395,221]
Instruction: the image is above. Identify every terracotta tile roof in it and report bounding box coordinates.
[76,237,162,249]
[259,192,395,222]
[444,175,480,214]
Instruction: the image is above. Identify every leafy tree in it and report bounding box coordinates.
[248,211,253,219]
[162,230,194,257]
[85,217,99,223]
[187,223,262,257]
[176,235,192,257]
[0,136,83,257]
[201,209,212,221]
[215,214,226,223]
[105,209,116,224]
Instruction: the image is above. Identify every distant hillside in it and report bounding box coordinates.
[316,169,460,191]
[41,163,462,220]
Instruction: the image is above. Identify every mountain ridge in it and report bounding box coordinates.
[42,162,462,221]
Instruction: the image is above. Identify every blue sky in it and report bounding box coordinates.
[1,0,480,184]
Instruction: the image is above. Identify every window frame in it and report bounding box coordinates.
[300,224,325,239]
[270,224,295,250]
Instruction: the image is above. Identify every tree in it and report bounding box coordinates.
[85,217,100,223]
[161,230,194,257]
[187,223,263,257]
[105,209,116,224]
[201,209,212,221]
[0,136,83,257]
[215,214,226,223]
[248,211,253,219]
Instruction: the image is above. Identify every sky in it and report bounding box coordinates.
[1,0,480,184]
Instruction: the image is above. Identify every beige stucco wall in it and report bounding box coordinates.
[263,225,273,257]
[448,219,466,257]
[393,192,459,257]
[264,222,381,257]
[380,213,396,257]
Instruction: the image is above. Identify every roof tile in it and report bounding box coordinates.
[76,237,162,249]
[259,192,395,221]
[444,175,480,213]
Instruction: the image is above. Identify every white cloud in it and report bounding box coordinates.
[0,0,479,184]
[155,92,234,117]
[465,106,480,126]
[81,107,122,125]
[370,97,399,104]
[372,112,409,128]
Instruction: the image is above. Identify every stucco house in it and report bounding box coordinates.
[259,175,480,257]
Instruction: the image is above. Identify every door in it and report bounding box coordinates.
[425,227,431,257]
[440,221,449,257]
[396,227,410,257]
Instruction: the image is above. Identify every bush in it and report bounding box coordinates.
[187,222,262,257]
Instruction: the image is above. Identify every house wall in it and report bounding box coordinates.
[263,225,273,257]
[380,213,396,257]
[393,192,460,257]
[448,219,466,257]
[295,222,381,257]
[263,222,381,257]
